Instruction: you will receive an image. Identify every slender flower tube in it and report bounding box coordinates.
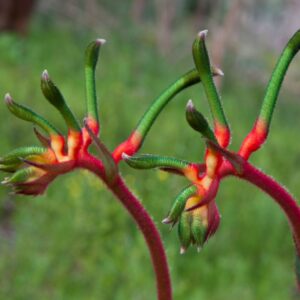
[113,67,224,162]
[192,30,231,148]
[239,30,300,159]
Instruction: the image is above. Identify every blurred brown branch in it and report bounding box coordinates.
[0,0,36,35]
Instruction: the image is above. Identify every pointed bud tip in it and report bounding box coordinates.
[1,177,10,185]
[214,67,224,77]
[180,247,186,255]
[96,38,106,45]
[121,152,130,160]
[4,93,13,105]
[186,99,195,112]
[41,69,49,81]
[162,217,172,224]
[198,30,208,40]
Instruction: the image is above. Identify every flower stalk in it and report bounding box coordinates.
[1,28,300,298]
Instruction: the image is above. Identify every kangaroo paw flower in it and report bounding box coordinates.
[178,195,220,252]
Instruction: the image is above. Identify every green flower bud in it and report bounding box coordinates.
[186,100,216,142]
[162,185,197,225]
[41,70,80,131]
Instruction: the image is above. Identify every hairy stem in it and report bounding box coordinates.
[79,157,172,300]
[240,162,300,249]
[239,162,300,288]
[111,176,172,300]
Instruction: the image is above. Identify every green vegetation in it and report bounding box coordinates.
[0,25,299,300]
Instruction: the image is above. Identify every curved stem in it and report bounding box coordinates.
[111,176,172,300]
[239,162,300,250]
[79,157,172,300]
[239,161,300,288]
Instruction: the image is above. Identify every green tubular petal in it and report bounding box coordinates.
[136,69,199,137]
[122,153,191,171]
[186,99,217,142]
[178,212,192,252]
[259,30,300,128]
[0,164,20,173]
[191,214,206,248]
[0,146,46,165]
[4,94,60,135]
[134,67,222,148]
[192,30,229,128]
[2,167,36,184]
[41,70,81,131]
[85,39,105,123]
[162,185,197,225]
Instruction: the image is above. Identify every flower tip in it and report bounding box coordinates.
[41,69,49,81]
[1,177,10,185]
[198,29,208,40]
[180,246,186,255]
[197,246,202,253]
[121,152,130,160]
[96,38,106,45]
[214,67,224,77]
[186,99,195,112]
[162,217,172,224]
[4,93,13,105]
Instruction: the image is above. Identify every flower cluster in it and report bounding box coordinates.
[1,28,300,296]
[121,28,300,263]
[122,31,237,253]
[0,39,111,195]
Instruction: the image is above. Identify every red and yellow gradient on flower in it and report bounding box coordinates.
[0,39,111,195]
[2,27,300,293]
[122,98,226,252]
[122,29,300,291]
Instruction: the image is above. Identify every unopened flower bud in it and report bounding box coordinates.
[186,100,216,142]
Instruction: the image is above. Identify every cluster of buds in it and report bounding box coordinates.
[121,28,300,265]
[0,38,118,195]
[123,30,237,253]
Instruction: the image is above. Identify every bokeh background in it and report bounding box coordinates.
[0,0,300,299]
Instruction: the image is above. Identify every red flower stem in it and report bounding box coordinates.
[219,160,300,288]
[238,162,300,253]
[79,156,172,300]
[111,176,172,300]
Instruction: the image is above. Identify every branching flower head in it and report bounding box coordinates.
[1,26,300,298]
[121,29,300,291]
[0,38,120,195]
[123,30,236,253]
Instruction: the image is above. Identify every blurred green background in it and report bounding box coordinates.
[0,0,300,299]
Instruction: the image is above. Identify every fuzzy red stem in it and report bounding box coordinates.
[219,160,300,289]
[111,176,172,300]
[239,161,300,255]
[79,156,172,300]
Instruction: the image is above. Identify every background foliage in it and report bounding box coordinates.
[0,1,300,299]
